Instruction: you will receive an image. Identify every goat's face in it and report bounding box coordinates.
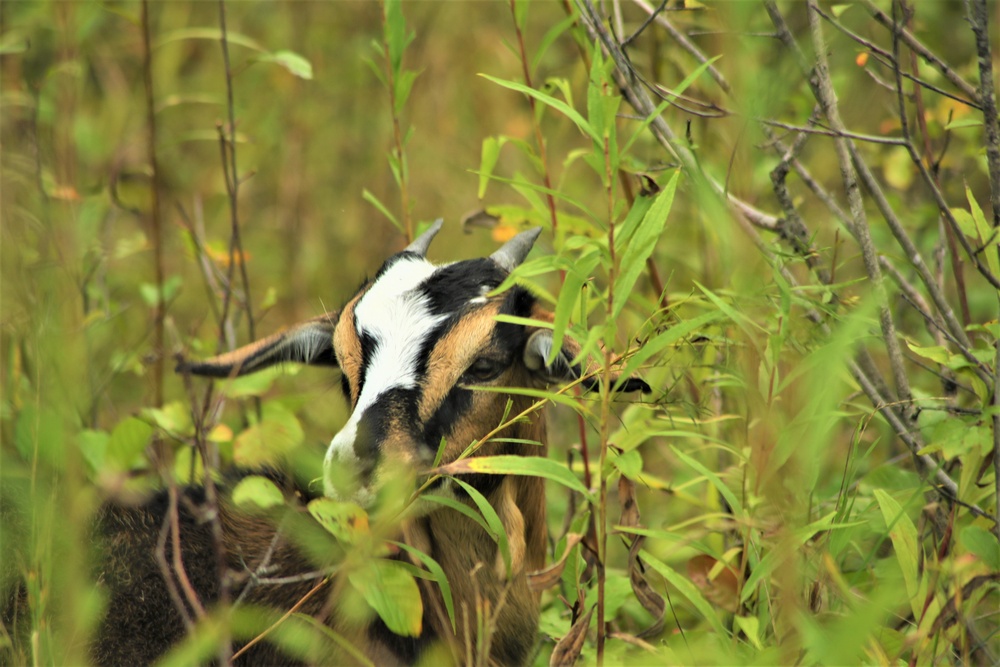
[178,223,648,506]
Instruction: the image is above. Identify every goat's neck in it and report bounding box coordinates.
[406,419,549,664]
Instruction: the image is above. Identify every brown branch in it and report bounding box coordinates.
[139,0,166,426]
[862,0,981,106]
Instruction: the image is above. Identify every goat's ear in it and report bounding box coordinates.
[176,314,338,378]
[522,329,650,393]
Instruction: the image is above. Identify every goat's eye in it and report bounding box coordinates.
[463,357,504,382]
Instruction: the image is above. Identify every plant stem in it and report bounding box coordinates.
[140,0,165,416]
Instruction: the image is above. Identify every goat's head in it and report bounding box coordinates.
[178,222,649,507]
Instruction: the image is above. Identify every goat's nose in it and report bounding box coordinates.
[323,410,380,501]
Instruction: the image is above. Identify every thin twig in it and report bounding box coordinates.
[139,0,166,422]
[862,0,981,106]
[963,0,1000,541]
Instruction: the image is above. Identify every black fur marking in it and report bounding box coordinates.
[367,611,434,664]
[354,387,419,465]
[413,317,456,380]
[423,385,473,452]
[419,259,507,315]
[356,329,379,397]
[490,287,535,357]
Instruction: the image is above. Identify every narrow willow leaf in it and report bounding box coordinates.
[394,69,420,114]
[873,489,920,616]
[390,541,457,632]
[449,477,513,576]
[480,74,599,143]
[436,455,592,501]
[419,493,496,539]
[530,14,577,74]
[550,252,599,364]
[362,188,401,231]
[154,27,264,52]
[478,137,504,199]
[613,169,680,318]
[550,605,594,666]
[348,559,422,637]
[383,0,409,75]
[256,50,313,80]
[640,549,728,637]
[614,192,654,254]
[671,447,743,517]
[966,186,1000,277]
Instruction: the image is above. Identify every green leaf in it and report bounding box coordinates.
[234,403,304,467]
[967,186,1000,277]
[107,417,154,470]
[448,477,513,576]
[611,448,643,479]
[394,69,420,114]
[78,429,109,473]
[256,50,314,80]
[614,192,654,254]
[734,615,763,650]
[437,455,592,500]
[550,253,599,364]
[390,541,456,631]
[139,275,182,307]
[614,169,680,318]
[308,497,370,544]
[640,549,727,637]
[362,188,401,232]
[348,559,422,637]
[478,137,504,200]
[873,489,920,616]
[672,446,742,517]
[480,74,598,143]
[959,525,1000,570]
[232,475,285,510]
[419,492,497,540]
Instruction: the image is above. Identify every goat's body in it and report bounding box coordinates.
[92,448,547,665]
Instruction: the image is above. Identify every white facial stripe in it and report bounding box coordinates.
[324,255,446,500]
[354,256,447,411]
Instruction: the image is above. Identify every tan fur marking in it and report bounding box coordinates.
[417,302,503,422]
[334,292,366,405]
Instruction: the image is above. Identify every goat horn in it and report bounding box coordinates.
[490,227,543,272]
[404,218,444,256]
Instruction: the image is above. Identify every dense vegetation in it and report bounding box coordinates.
[2,0,998,664]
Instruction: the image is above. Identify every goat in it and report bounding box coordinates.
[90,222,649,665]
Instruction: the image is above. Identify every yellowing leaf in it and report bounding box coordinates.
[308,498,370,544]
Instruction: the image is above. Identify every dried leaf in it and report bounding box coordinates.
[529,533,583,591]
[618,477,665,637]
[549,604,593,667]
[687,554,740,613]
